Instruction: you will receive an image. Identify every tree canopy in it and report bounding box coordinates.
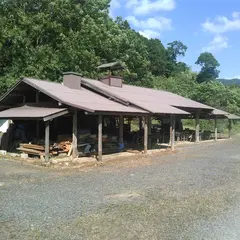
[195,52,220,83]
[1,0,240,118]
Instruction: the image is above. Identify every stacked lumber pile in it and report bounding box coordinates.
[17,144,47,156]
[17,141,72,157]
[55,141,72,155]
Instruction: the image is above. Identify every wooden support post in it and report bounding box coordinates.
[72,111,78,159]
[119,115,124,144]
[45,121,50,162]
[98,115,103,161]
[36,91,40,139]
[214,116,218,141]
[195,111,200,143]
[169,115,173,144]
[139,117,142,131]
[171,115,176,151]
[144,116,148,154]
[228,119,232,139]
[148,116,152,149]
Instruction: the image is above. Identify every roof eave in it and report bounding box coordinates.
[22,78,95,113]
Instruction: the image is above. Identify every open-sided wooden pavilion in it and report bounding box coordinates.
[0,72,238,162]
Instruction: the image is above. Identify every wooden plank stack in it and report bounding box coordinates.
[17,141,72,157]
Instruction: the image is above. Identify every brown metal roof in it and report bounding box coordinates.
[81,78,214,112]
[227,114,240,120]
[212,108,227,116]
[0,77,190,115]
[22,78,148,114]
[212,108,240,119]
[24,78,189,115]
[0,105,68,121]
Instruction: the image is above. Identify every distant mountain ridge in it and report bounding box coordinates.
[218,78,240,85]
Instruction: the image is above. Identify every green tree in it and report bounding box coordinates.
[192,81,228,108]
[195,52,220,83]
[153,70,197,99]
[1,0,240,125]
[146,39,168,76]
[166,41,187,62]
[0,0,152,90]
[115,17,131,30]
[166,41,188,75]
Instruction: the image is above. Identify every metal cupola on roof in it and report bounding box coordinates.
[97,61,125,87]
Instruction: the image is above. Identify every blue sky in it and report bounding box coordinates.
[110,0,240,79]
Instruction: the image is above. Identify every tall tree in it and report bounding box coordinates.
[195,52,220,83]
[146,39,168,76]
[166,41,188,75]
[166,41,187,62]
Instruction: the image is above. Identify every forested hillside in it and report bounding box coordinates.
[218,78,240,85]
[1,0,240,116]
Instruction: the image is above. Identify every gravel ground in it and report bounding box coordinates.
[1,138,240,239]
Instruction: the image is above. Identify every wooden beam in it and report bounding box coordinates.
[43,110,69,122]
[9,93,25,97]
[144,116,148,154]
[119,115,124,144]
[72,111,78,159]
[36,91,40,103]
[45,121,50,162]
[148,116,152,149]
[169,115,173,145]
[228,119,232,139]
[214,116,217,141]
[98,115,103,161]
[195,111,200,143]
[86,112,148,117]
[171,115,176,151]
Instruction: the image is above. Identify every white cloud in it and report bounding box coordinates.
[232,12,240,19]
[139,29,161,39]
[126,16,172,31]
[200,12,240,53]
[202,13,240,34]
[110,0,175,39]
[202,35,229,52]
[125,0,175,16]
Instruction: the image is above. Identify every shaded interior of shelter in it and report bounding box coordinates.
[0,75,236,161]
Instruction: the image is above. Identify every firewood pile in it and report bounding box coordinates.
[17,141,72,157]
